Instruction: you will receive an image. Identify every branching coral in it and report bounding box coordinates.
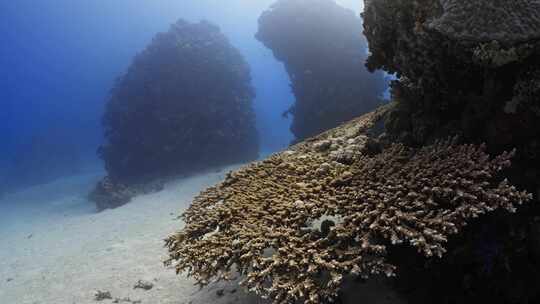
[165,107,532,304]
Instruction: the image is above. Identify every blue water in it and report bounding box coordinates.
[0,0,365,194]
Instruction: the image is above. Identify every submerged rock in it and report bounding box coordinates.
[92,19,259,210]
[256,0,387,141]
[94,290,112,301]
[89,177,134,211]
[133,280,153,291]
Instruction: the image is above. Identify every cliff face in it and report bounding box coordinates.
[256,0,387,141]
[92,20,259,210]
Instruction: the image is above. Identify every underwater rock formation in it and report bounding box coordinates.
[92,20,259,210]
[363,0,540,153]
[256,0,387,141]
[89,177,164,211]
[362,0,540,302]
[166,106,532,304]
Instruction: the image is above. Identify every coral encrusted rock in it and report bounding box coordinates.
[429,0,540,44]
[363,0,540,302]
[363,0,540,151]
[92,20,259,210]
[256,0,387,141]
[166,106,532,304]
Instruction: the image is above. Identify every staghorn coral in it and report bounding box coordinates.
[166,107,532,304]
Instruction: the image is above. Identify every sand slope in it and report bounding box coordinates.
[0,166,404,304]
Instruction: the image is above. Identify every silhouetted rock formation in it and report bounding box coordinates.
[256,0,387,141]
[92,20,259,210]
[363,0,540,302]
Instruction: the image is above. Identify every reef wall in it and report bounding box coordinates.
[92,20,259,210]
[256,0,387,141]
[362,0,540,302]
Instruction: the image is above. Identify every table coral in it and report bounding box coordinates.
[166,107,531,304]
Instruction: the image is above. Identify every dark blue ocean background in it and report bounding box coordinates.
[0,0,364,195]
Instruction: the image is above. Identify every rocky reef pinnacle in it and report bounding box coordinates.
[91,20,259,211]
[256,0,387,141]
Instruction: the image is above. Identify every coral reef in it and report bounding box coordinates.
[92,20,259,210]
[256,0,387,141]
[164,1,540,303]
[362,0,540,302]
[166,107,532,304]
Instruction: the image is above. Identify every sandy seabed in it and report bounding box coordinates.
[0,165,405,304]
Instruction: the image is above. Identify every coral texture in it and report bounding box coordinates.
[256,0,387,141]
[428,0,540,44]
[92,20,259,210]
[166,107,531,304]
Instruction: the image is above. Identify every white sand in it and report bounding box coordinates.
[0,166,405,304]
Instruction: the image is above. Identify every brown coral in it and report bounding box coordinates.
[165,108,532,304]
